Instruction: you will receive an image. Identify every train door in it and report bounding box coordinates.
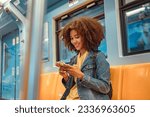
[1,29,20,99]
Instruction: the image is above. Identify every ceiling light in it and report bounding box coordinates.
[126,7,145,16]
[0,0,10,4]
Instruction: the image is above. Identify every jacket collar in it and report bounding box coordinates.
[80,51,95,70]
[72,51,95,70]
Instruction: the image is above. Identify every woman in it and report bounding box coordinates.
[56,16,111,100]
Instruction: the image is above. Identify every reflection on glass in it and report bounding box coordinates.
[98,19,107,57]
[42,22,49,61]
[2,42,15,99]
[3,43,10,75]
[59,38,76,63]
[125,3,150,53]
[124,0,137,4]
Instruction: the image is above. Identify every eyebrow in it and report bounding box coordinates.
[70,34,79,38]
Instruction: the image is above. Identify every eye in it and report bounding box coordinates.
[70,37,73,40]
[75,35,80,39]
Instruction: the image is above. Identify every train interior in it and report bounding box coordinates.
[0,0,150,100]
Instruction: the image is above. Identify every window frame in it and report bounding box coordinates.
[119,0,150,56]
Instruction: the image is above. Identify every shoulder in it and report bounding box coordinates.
[94,51,106,60]
[95,51,110,67]
[97,51,106,57]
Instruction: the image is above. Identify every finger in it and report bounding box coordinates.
[59,70,66,75]
[63,67,71,71]
[60,71,66,74]
[66,70,73,75]
[56,61,66,67]
[59,70,69,78]
[60,66,67,71]
[56,62,61,67]
[63,64,72,69]
[61,64,74,72]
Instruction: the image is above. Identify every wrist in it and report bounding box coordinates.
[79,73,84,80]
[64,72,69,81]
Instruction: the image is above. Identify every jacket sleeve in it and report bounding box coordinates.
[78,52,111,94]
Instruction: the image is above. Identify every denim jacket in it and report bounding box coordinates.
[62,51,111,100]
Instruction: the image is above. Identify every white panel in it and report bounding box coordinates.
[12,67,15,76]
[43,22,48,39]
[16,36,19,44]
[12,38,15,45]
[16,66,19,76]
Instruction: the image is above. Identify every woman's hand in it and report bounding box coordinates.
[56,62,69,81]
[56,61,65,67]
[59,68,69,81]
[62,64,84,79]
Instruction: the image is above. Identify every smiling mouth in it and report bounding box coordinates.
[75,45,79,48]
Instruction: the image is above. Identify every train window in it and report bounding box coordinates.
[120,0,150,55]
[55,0,107,62]
[2,43,9,75]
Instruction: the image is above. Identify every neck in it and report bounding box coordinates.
[79,48,86,56]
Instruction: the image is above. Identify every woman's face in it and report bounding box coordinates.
[70,29,85,51]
